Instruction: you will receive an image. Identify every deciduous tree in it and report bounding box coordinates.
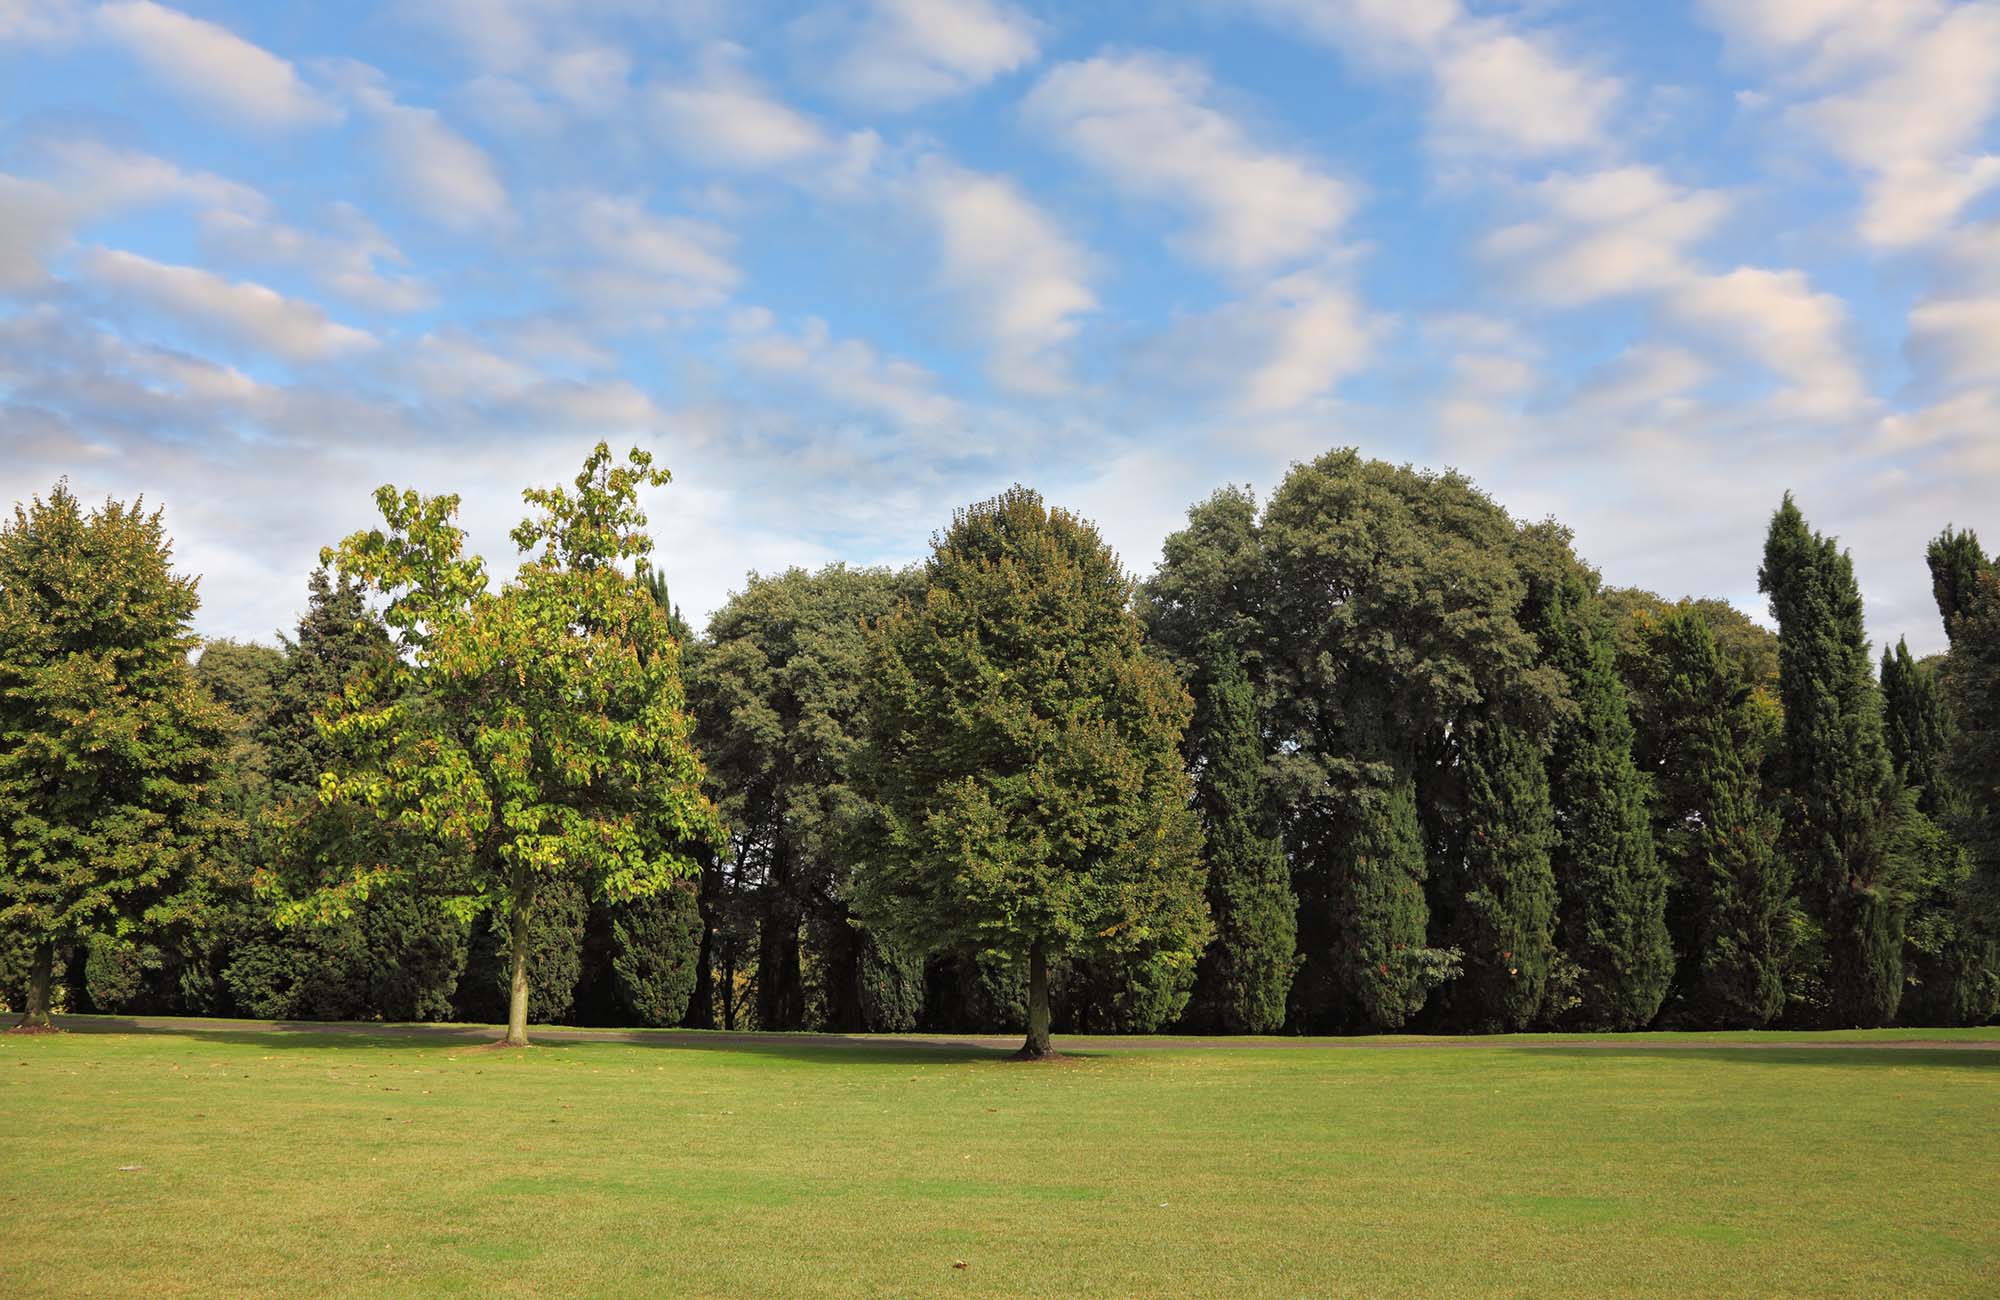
[278,444,719,1046]
[854,487,1207,1058]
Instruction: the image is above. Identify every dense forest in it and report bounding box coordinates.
[3,443,1996,1042]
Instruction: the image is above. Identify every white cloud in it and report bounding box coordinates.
[1703,0,2000,246]
[198,207,433,314]
[328,63,511,232]
[0,175,80,291]
[1484,166,1730,306]
[529,192,739,324]
[96,1,340,130]
[911,161,1096,394]
[652,46,880,190]
[799,0,1039,110]
[729,312,963,430]
[79,248,376,364]
[1023,52,1353,274]
[1,0,84,45]
[1243,0,1619,158]
[1907,295,2000,388]
[40,138,266,217]
[1666,267,1870,420]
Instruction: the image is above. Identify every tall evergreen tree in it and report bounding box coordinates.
[1928,526,1988,640]
[1647,611,1789,1027]
[1260,452,1553,1031]
[1936,544,2000,937]
[1759,494,1908,1027]
[1878,636,1994,1024]
[0,484,228,1029]
[853,487,1208,1058]
[1180,637,1295,1033]
[1429,715,1559,1032]
[1523,550,1672,1030]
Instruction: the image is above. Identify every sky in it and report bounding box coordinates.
[2,0,1997,655]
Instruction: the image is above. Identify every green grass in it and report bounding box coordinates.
[2,1026,1996,1298]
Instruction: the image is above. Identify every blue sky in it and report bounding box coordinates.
[3,0,1997,654]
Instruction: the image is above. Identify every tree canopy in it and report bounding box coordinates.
[278,444,720,1046]
[853,486,1208,1057]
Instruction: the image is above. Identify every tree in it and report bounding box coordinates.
[280,444,720,1046]
[686,564,920,1031]
[1646,611,1789,1026]
[1928,526,1988,639]
[853,487,1208,1058]
[1759,495,1908,1027]
[1428,714,1558,1032]
[1179,637,1295,1033]
[0,484,227,1029]
[1259,452,1553,1031]
[1526,560,1672,1030]
[1937,552,2000,937]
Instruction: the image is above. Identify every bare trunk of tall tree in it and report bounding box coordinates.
[1018,940,1053,1059]
[504,867,535,1047]
[15,941,54,1030]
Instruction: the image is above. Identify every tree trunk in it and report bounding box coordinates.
[1018,941,1053,1059]
[504,871,535,1047]
[17,941,54,1030]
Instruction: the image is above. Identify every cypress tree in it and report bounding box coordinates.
[1928,526,1988,639]
[1430,715,1559,1032]
[1182,637,1295,1033]
[1937,548,2000,939]
[1882,640,1953,818]
[1759,494,1907,1027]
[1534,567,1672,1029]
[1649,611,1789,1026]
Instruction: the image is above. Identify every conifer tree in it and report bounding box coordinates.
[1260,452,1550,1031]
[1936,545,2000,937]
[1928,526,1988,639]
[1181,637,1295,1033]
[0,484,227,1029]
[1878,637,1994,1023]
[1430,715,1558,1032]
[1759,495,1907,1027]
[1648,611,1789,1026]
[1529,561,1672,1029]
[853,487,1207,1058]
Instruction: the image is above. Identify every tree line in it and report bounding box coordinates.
[3,444,1995,1051]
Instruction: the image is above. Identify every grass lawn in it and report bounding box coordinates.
[2,1024,1996,1298]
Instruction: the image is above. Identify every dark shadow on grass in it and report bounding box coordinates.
[1514,1046,2000,1071]
[49,1015,1036,1066]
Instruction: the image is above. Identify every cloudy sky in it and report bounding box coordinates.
[3,1,1996,654]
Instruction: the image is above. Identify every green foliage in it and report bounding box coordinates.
[1647,611,1790,1027]
[687,564,919,1030]
[458,877,588,1025]
[290,444,720,1044]
[1429,716,1558,1032]
[1760,494,1909,1027]
[608,881,703,1028]
[854,486,1208,1053]
[0,482,230,1025]
[1525,552,1672,1030]
[1939,561,2000,937]
[1180,639,1295,1033]
[1927,525,1987,640]
[1258,451,1555,1031]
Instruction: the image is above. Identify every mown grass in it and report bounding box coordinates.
[2,1024,1995,1298]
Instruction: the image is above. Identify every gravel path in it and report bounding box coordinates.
[38,1013,2000,1053]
